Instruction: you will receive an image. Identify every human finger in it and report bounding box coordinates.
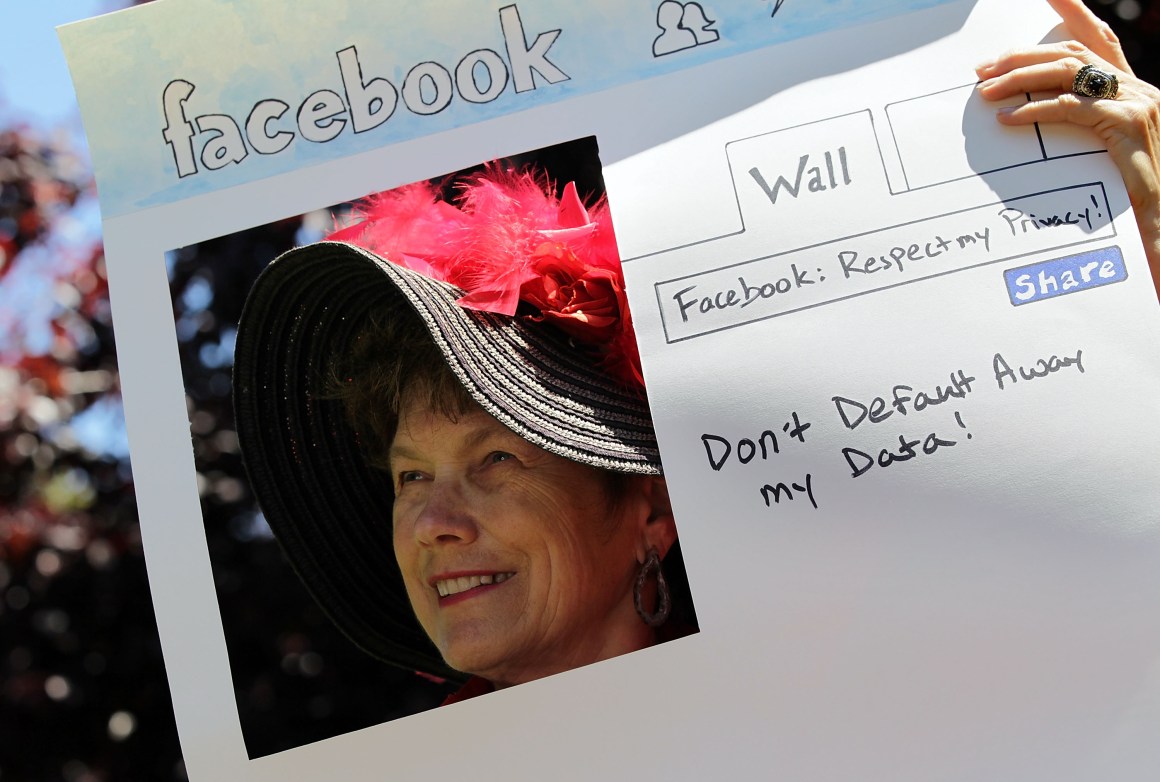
[992,91,1113,129]
[991,78,1159,198]
[1045,0,1131,73]
[992,79,1160,183]
[993,81,1160,292]
[976,41,1101,81]
[977,57,1095,101]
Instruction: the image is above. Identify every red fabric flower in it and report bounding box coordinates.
[521,243,625,343]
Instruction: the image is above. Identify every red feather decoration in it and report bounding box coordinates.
[327,167,643,391]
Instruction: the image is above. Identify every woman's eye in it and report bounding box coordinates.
[397,470,425,485]
[486,451,514,465]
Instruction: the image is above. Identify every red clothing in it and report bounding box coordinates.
[441,675,494,705]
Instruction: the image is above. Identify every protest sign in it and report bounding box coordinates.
[61,0,1160,779]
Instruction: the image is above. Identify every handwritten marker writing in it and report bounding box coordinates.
[841,431,958,479]
[672,265,818,323]
[700,411,811,471]
[997,193,1101,236]
[748,146,852,207]
[838,227,990,278]
[955,411,972,440]
[760,473,817,510]
[832,369,977,430]
[992,349,1084,390]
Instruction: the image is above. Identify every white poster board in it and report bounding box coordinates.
[61,0,1160,779]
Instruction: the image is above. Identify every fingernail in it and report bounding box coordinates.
[997,106,1017,116]
[975,59,995,75]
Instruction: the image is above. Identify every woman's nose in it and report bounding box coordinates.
[409,478,480,547]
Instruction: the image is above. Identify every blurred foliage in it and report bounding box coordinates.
[0,126,183,779]
[1089,0,1160,83]
[1,1,1157,779]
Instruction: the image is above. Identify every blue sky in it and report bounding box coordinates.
[1,2,130,460]
[0,0,115,353]
[0,1,115,127]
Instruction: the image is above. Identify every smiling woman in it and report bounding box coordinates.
[390,403,674,689]
[231,138,697,707]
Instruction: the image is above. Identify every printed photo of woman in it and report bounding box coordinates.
[228,138,698,724]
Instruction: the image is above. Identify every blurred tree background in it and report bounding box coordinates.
[1,1,1157,779]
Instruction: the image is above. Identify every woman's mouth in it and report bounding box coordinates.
[435,572,514,597]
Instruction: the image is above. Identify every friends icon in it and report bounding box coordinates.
[653,1,720,57]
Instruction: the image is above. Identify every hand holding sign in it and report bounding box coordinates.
[977,0,1160,291]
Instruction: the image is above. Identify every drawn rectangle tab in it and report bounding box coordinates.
[655,183,1114,343]
[1003,245,1127,306]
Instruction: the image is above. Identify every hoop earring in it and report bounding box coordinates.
[633,546,671,627]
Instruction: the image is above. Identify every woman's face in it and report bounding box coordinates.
[389,399,654,687]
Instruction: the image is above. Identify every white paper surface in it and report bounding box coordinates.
[60,0,1160,779]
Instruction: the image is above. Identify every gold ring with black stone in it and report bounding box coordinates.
[1073,64,1119,100]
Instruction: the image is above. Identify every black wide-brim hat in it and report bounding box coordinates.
[233,241,663,682]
